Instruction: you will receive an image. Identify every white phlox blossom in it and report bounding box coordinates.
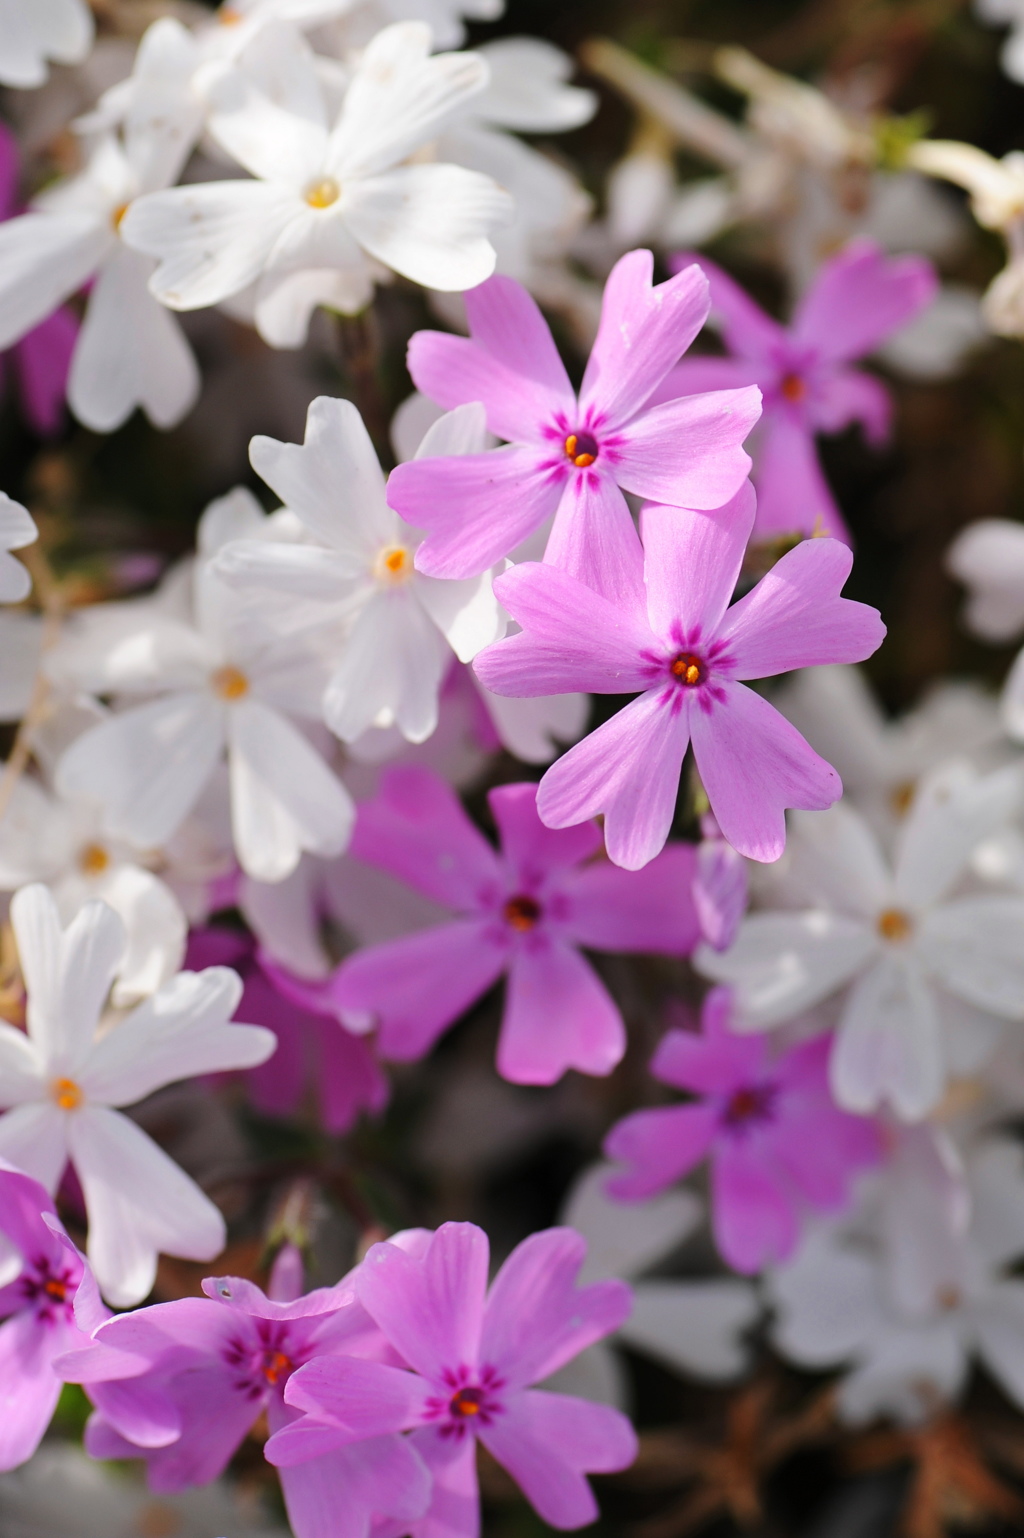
[946,517,1024,747]
[545,1165,760,1409]
[0,21,208,434]
[212,397,507,745]
[0,493,38,604]
[0,884,275,1305]
[697,761,1024,1121]
[0,772,187,1007]
[120,21,514,347]
[769,1133,1024,1424]
[776,664,1005,843]
[0,0,94,89]
[976,0,1024,85]
[51,490,355,884]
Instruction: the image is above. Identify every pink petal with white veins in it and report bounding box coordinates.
[614,387,760,509]
[499,937,625,1083]
[640,488,755,643]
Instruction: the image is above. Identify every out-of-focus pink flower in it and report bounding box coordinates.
[388,249,761,600]
[0,1160,95,1470]
[604,989,882,1273]
[657,240,936,542]
[475,487,886,869]
[185,928,388,1135]
[0,125,76,436]
[325,767,700,1084]
[267,1221,637,1537]
[59,1255,429,1538]
[692,811,749,952]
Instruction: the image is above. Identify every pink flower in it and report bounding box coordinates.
[0,125,76,436]
[326,766,700,1084]
[58,1251,430,1538]
[387,249,761,600]
[604,990,882,1273]
[692,811,749,952]
[474,487,886,869]
[185,928,389,1135]
[267,1222,637,1537]
[0,1160,94,1469]
[658,239,937,543]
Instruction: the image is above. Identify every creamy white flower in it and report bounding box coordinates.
[769,1137,1024,1424]
[698,762,1024,1121]
[948,518,1024,642]
[213,397,506,745]
[53,492,354,883]
[0,774,187,1007]
[0,23,206,434]
[0,884,275,1304]
[545,1165,759,1408]
[776,664,1005,841]
[315,0,502,53]
[0,494,37,604]
[0,0,93,89]
[121,21,513,346]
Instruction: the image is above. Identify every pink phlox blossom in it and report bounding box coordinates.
[57,1252,430,1538]
[324,766,700,1084]
[474,486,886,869]
[184,927,389,1135]
[0,1159,97,1470]
[386,249,762,603]
[604,989,882,1273]
[0,125,76,436]
[692,811,749,951]
[266,1221,638,1536]
[657,239,937,542]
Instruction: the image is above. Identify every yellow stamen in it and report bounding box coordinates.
[51,1077,83,1111]
[112,203,130,233]
[877,908,913,943]
[218,5,243,22]
[304,177,341,209]
[563,433,597,468]
[374,544,413,583]
[210,665,249,701]
[670,654,703,686]
[79,843,110,876]
[890,780,915,817]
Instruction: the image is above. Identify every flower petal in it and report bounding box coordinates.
[542,472,647,610]
[791,239,938,363]
[751,410,849,542]
[918,897,1024,1019]
[12,884,124,1075]
[639,487,755,642]
[479,1389,636,1527]
[357,1221,489,1382]
[487,781,602,878]
[343,164,509,294]
[0,211,107,351]
[831,954,943,1120]
[613,388,759,509]
[499,938,625,1083]
[0,1104,68,1193]
[604,1105,718,1200]
[695,911,876,1028]
[562,842,700,954]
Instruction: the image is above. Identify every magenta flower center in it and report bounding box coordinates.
[504,894,543,931]
[22,1258,77,1320]
[670,652,705,686]
[721,1082,777,1131]
[564,431,598,468]
[426,1365,505,1438]
[261,1349,292,1385]
[450,1386,484,1417]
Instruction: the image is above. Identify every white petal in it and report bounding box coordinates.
[239,859,331,979]
[695,912,877,1029]
[559,1163,700,1284]
[970,1140,1024,1266]
[46,610,211,696]
[205,22,328,185]
[0,211,108,351]
[414,569,505,663]
[250,395,393,555]
[837,1322,966,1426]
[895,760,1024,908]
[775,664,891,795]
[1002,645,1024,741]
[81,966,274,1105]
[322,588,449,745]
[214,539,366,600]
[947,519,1024,642]
[475,38,596,132]
[476,683,589,765]
[0,552,30,604]
[919,896,1024,1019]
[123,17,204,194]
[253,264,374,347]
[12,884,124,1076]
[0,1103,68,1191]
[56,693,226,847]
[831,954,944,1120]
[0,0,94,89]
[196,485,268,556]
[0,612,42,714]
[67,1105,225,1306]
[414,401,490,460]
[329,23,487,181]
[391,391,445,463]
[66,864,187,1008]
[120,181,299,311]
[0,1022,44,1105]
[974,1282,1024,1410]
[768,1227,881,1366]
[228,699,354,881]
[621,1279,759,1381]
[68,246,200,433]
[784,803,893,918]
[342,163,510,293]
[0,493,38,556]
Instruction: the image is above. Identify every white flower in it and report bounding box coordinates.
[697,761,1024,1121]
[976,0,1024,85]
[121,21,513,346]
[0,494,38,603]
[317,0,503,53]
[544,1164,760,1408]
[212,397,506,745]
[0,22,205,434]
[0,884,275,1304]
[0,0,93,89]
[769,1136,1024,1424]
[948,518,1024,643]
[776,664,1004,841]
[0,774,187,1007]
[52,491,355,883]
